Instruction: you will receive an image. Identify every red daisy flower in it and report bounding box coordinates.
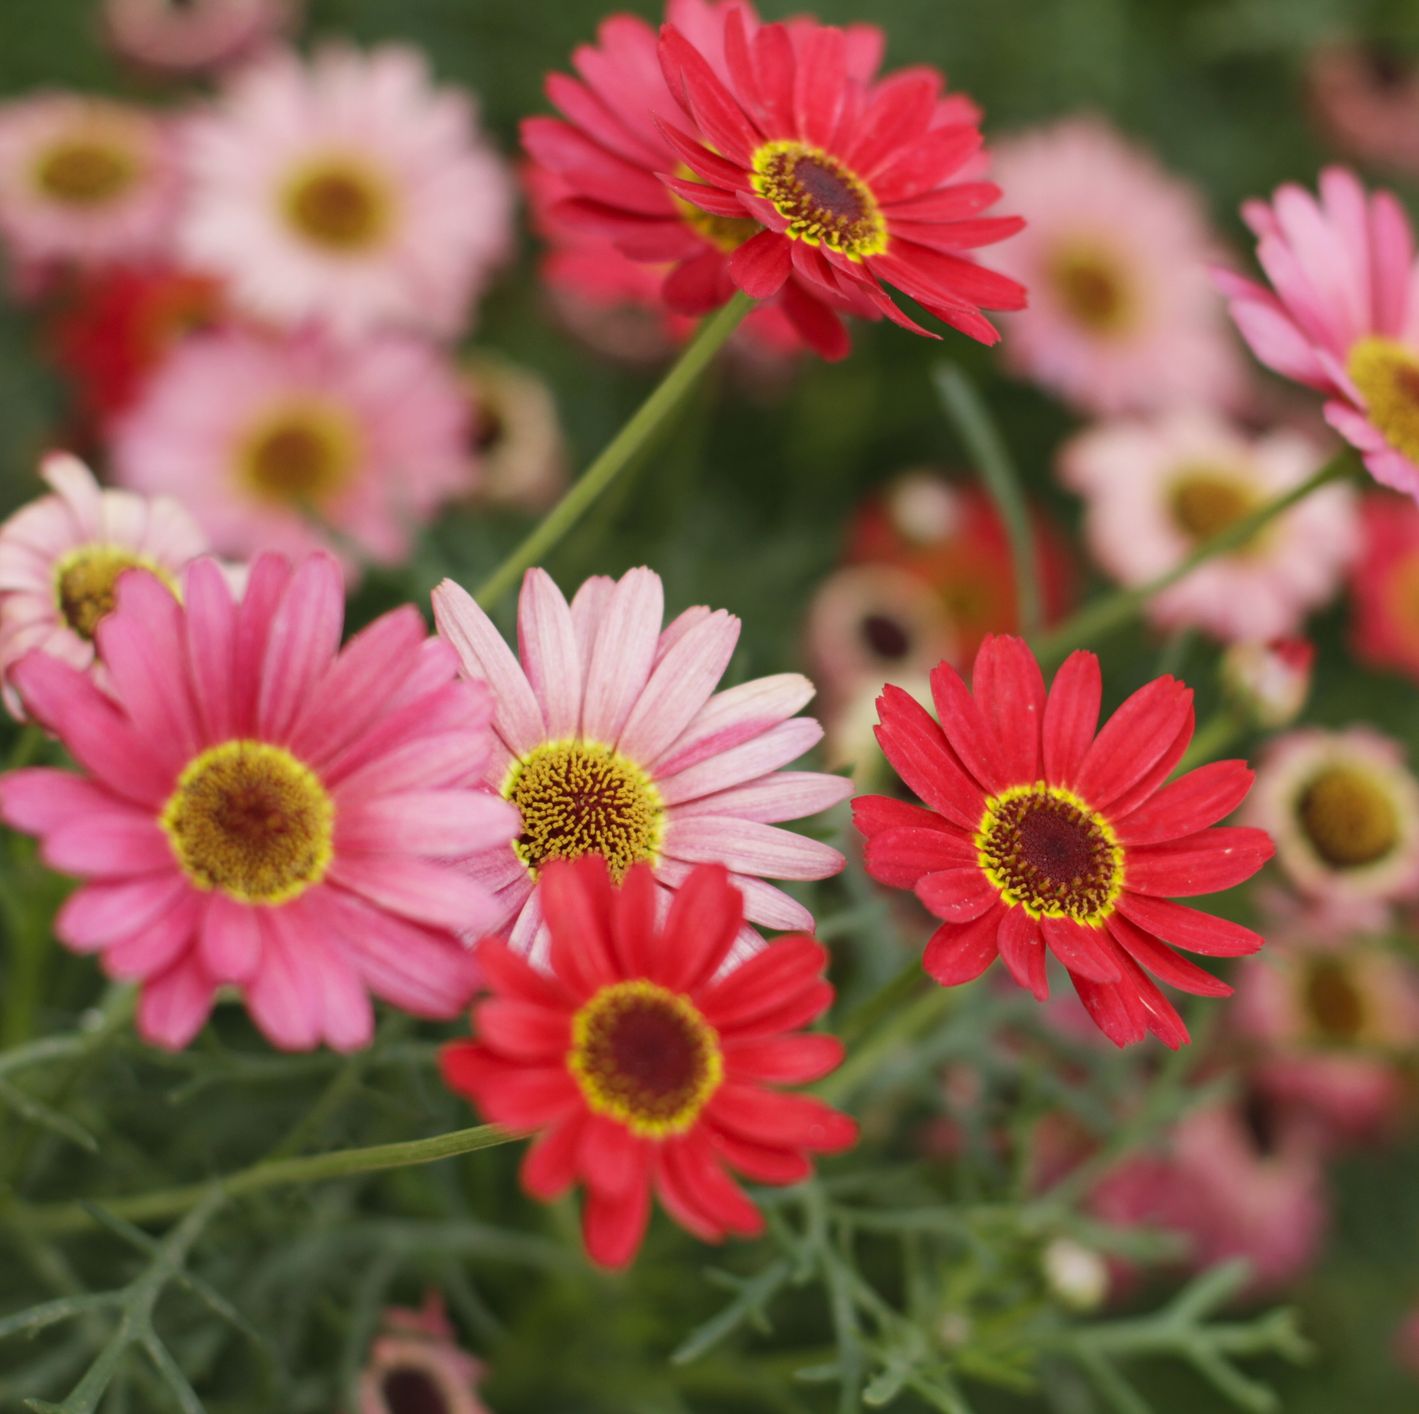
[854,636,1275,1048]
[657,10,1026,343]
[440,854,857,1269]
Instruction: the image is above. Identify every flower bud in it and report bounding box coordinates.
[1222,637,1315,729]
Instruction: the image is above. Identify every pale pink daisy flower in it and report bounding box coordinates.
[0,552,518,1051]
[1060,411,1357,641]
[104,0,300,78]
[0,93,181,270]
[433,567,852,961]
[180,44,514,339]
[1215,166,1419,500]
[358,1293,488,1414]
[991,117,1243,415]
[0,453,208,714]
[111,327,473,572]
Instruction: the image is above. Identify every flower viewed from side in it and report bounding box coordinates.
[462,352,567,512]
[1247,726,1419,919]
[104,0,300,77]
[441,855,857,1269]
[112,327,474,571]
[0,453,208,711]
[1306,46,1419,177]
[180,44,514,338]
[433,567,851,960]
[855,635,1274,1048]
[0,94,180,269]
[357,1293,488,1414]
[1350,492,1419,681]
[1060,412,1357,642]
[1221,638,1315,730]
[1216,166,1419,500]
[989,117,1242,414]
[0,552,518,1050]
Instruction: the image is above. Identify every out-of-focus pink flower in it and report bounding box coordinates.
[1221,638,1315,729]
[1307,46,1419,177]
[1396,1305,1419,1382]
[1061,412,1357,641]
[103,0,299,77]
[111,326,474,573]
[1350,493,1419,682]
[180,44,514,339]
[462,353,567,512]
[357,1293,488,1414]
[990,117,1243,415]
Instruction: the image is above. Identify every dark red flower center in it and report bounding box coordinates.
[750,140,887,260]
[861,612,912,659]
[1296,765,1399,868]
[381,1366,451,1414]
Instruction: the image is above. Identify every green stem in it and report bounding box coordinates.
[18,1122,518,1236]
[1033,451,1357,665]
[474,293,752,607]
[817,981,955,1104]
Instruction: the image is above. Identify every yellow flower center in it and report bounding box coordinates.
[282,156,393,253]
[161,740,334,904]
[503,740,663,882]
[239,402,360,506]
[568,979,723,1137]
[1167,465,1264,547]
[750,140,887,261]
[53,546,175,641]
[1296,765,1399,869]
[1301,957,1369,1044]
[1046,241,1136,335]
[977,783,1124,925]
[33,135,139,207]
[671,164,759,254]
[1348,336,1419,464]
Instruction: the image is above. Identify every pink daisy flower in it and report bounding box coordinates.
[1216,166,1419,500]
[990,117,1242,414]
[1221,637,1315,729]
[103,0,299,77]
[0,453,208,713]
[180,44,514,339]
[432,567,851,961]
[0,93,181,270]
[1350,491,1419,681]
[1307,47,1419,178]
[1060,411,1357,641]
[0,552,518,1051]
[111,326,473,572]
[358,1293,488,1414]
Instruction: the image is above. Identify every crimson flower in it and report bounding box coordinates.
[440,855,857,1269]
[854,636,1274,1047]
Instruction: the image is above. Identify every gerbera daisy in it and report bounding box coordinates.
[0,94,180,270]
[0,552,518,1051]
[989,117,1242,414]
[1215,166,1419,500]
[104,0,299,77]
[440,854,857,1269]
[0,453,208,713]
[1060,411,1357,642]
[1349,492,1419,680]
[433,567,850,960]
[111,326,474,571]
[854,635,1274,1048]
[1246,726,1419,919]
[358,1293,488,1414]
[180,44,514,339]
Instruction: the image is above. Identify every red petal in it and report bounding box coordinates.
[1040,917,1121,984]
[578,1114,645,1195]
[730,229,792,298]
[922,908,1001,986]
[522,117,668,214]
[1069,972,1147,1048]
[658,25,759,164]
[867,123,982,198]
[1105,913,1232,998]
[846,70,939,174]
[1074,676,1194,811]
[930,660,1007,793]
[698,934,831,1033]
[916,866,999,922]
[1115,760,1256,846]
[872,684,986,830]
[1105,707,1195,820]
[662,248,732,315]
[970,634,1045,785]
[708,1129,812,1185]
[582,1169,652,1269]
[661,1136,763,1237]
[997,907,1048,999]
[1043,651,1101,788]
[780,278,852,361]
[1116,893,1265,957]
[521,1116,584,1200]
[658,861,742,991]
[864,826,976,889]
[475,998,569,1061]
[725,1032,844,1084]
[793,23,846,147]
[851,794,953,838]
[707,1085,858,1153]
[543,856,618,995]
[1125,826,1274,897]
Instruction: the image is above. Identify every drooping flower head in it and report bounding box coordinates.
[1221,637,1315,730]
[112,326,474,572]
[855,636,1275,1048]
[988,117,1242,414]
[1349,492,1419,681]
[357,1293,488,1414]
[441,855,857,1269]
[0,94,181,270]
[1216,166,1419,500]
[1060,411,1357,642]
[462,352,568,512]
[0,453,208,711]
[0,552,518,1051]
[104,0,299,77]
[434,567,851,962]
[180,44,514,339]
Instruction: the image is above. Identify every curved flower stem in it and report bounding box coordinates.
[1032,450,1358,666]
[474,292,753,607]
[18,1122,519,1236]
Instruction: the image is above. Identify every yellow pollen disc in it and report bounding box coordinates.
[568,979,723,1138]
[1301,957,1369,1044]
[1347,336,1419,464]
[977,783,1124,925]
[52,545,175,641]
[750,139,887,261]
[161,740,334,904]
[238,402,360,506]
[1046,241,1136,335]
[1296,765,1399,869]
[1167,465,1264,548]
[503,739,664,882]
[282,156,393,253]
[33,136,139,207]
[671,163,760,253]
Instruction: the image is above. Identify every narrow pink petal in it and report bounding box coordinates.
[652,673,815,776]
[57,873,189,952]
[335,791,518,857]
[137,954,216,1051]
[42,811,172,878]
[662,815,844,881]
[0,769,131,835]
[245,915,321,1051]
[580,567,664,743]
[256,554,344,743]
[182,558,238,744]
[102,892,201,980]
[668,770,852,824]
[198,893,263,984]
[517,568,582,740]
[657,718,823,805]
[328,855,503,934]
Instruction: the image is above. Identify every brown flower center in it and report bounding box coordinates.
[1347,336,1419,464]
[1047,242,1135,334]
[1302,958,1368,1043]
[33,136,139,206]
[1168,466,1263,546]
[53,546,175,641]
[1296,765,1400,868]
[283,157,392,253]
[750,140,887,261]
[239,402,359,505]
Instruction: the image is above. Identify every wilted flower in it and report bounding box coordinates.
[461,353,567,512]
[1221,638,1315,729]
[1349,492,1419,682]
[357,1293,488,1414]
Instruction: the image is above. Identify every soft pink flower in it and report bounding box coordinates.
[433,567,851,963]
[1221,638,1315,729]
[111,326,473,572]
[462,353,567,513]
[1349,492,1419,682]
[990,117,1243,414]
[0,552,518,1051]
[0,453,208,714]
[0,94,181,269]
[1307,47,1419,178]
[180,44,514,339]
[357,1293,487,1414]
[104,0,299,77]
[1060,411,1357,641]
[1216,166,1419,500]
[1397,1306,1419,1382]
